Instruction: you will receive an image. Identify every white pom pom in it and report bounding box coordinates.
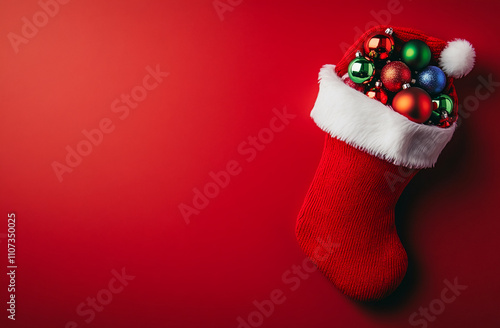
[439,39,475,78]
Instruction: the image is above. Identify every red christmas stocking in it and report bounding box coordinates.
[296,26,475,301]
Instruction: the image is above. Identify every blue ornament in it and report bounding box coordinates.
[416,66,447,95]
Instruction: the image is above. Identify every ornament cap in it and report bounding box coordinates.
[375,80,382,88]
[402,83,411,89]
[385,27,393,36]
[355,50,363,58]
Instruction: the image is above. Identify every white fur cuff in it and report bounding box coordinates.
[311,65,456,169]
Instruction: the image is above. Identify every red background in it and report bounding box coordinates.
[1,1,500,327]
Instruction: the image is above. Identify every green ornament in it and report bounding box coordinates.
[428,94,454,124]
[348,55,375,84]
[401,39,431,70]
[432,94,454,115]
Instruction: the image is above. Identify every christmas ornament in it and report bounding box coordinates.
[366,81,388,104]
[348,51,375,84]
[429,93,454,127]
[342,74,366,93]
[439,113,452,128]
[364,28,395,61]
[432,94,454,115]
[401,39,431,70]
[380,61,412,92]
[428,109,451,126]
[392,85,432,123]
[416,66,447,94]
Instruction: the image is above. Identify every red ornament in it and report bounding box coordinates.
[364,31,395,61]
[380,61,412,92]
[392,87,432,123]
[438,111,452,128]
[365,81,388,104]
[343,75,365,93]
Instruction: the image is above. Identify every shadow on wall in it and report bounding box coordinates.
[356,64,487,313]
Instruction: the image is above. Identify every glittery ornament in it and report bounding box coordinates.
[380,61,412,92]
[417,66,447,95]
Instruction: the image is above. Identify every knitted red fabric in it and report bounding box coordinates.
[296,135,417,301]
[296,26,458,301]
